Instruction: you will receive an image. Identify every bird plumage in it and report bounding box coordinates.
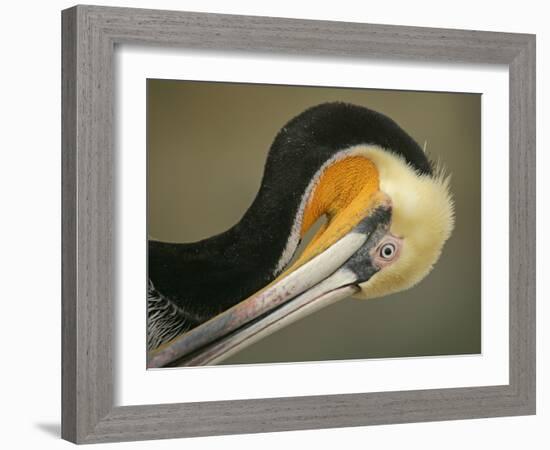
[147,102,435,351]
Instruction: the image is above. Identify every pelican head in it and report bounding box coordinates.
[352,146,454,299]
[147,102,455,367]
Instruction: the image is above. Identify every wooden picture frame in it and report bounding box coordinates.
[61,4,536,443]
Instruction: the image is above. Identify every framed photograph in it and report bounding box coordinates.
[61,4,536,444]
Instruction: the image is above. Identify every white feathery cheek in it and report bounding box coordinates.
[346,145,455,300]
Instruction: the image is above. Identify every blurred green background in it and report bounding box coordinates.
[147,79,481,365]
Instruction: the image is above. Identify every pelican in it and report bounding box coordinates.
[147,102,454,368]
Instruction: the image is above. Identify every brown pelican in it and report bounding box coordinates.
[147,102,454,367]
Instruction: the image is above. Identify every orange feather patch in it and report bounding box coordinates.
[289,156,381,271]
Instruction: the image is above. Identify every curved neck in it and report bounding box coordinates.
[237,150,381,277]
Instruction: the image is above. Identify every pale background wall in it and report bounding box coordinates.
[0,0,546,449]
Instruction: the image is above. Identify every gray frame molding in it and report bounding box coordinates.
[61,5,536,444]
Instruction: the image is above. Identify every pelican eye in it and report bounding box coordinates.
[380,243,396,260]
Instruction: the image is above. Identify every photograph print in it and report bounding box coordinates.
[146,80,480,368]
